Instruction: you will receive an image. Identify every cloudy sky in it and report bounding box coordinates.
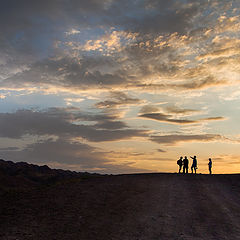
[0,0,240,174]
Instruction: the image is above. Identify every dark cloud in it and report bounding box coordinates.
[135,76,227,91]
[0,1,230,92]
[139,113,197,124]
[139,105,160,114]
[124,2,200,35]
[2,57,131,90]
[0,0,235,94]
[0,138,148,173]
[150,134,222,145]
[165,106,199,115]
[157,148,166,153]
[0,0,110,40]
[0,0,202,55]
[175,76,228,90]
[19,138,105,166]
[139,104,225,125]
[94,121,127,130]
[201,117,225,121]
[139,111,224,125]
[96,92,141,108]
[2,53,227,92]
[0,108,147,142]
[0,0,116,75]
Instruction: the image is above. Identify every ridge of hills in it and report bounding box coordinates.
[1,160,240,240]
[0,159,101,191]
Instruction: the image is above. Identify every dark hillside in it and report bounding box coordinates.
[0,159,100,190]
[1,160,240,240]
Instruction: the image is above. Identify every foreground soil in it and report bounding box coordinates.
[1,173,240,240]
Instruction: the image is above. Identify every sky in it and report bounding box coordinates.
[0,0,240,174]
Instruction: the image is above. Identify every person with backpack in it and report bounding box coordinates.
[190,155,197,174]
[183,156,189,173]
[177,156,183,173]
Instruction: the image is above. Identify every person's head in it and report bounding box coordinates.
[184,156,187,159]
[209,158,211,161]
[194,156,196,159]
[180,156,183,159]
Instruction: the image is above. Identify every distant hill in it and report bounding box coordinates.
[0,159,101,190]
[1,160,240,239]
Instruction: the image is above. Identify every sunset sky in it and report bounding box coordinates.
[0,0,240,174]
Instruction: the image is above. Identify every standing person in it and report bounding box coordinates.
[208,158,212,174]
[190,156,197,174]
[183,156,189,173]
[177,156,183,173]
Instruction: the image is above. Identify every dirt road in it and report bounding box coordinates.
[1,173,240,239]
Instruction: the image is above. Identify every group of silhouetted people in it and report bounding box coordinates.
[177,156,212,174]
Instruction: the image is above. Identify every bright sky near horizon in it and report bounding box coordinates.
[0,0,240,174]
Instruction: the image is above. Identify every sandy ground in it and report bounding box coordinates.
[1,173,240,240]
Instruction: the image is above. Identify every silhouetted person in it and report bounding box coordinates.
[183,156,189,173]
[177,156,183,173]
[208,158,212,174]
[190,155,197,174]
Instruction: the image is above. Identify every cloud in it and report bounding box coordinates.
[1,13,238,94]
[139,113,197,124]
[65,28,81,36]
[1,0,239,95]
[0,108,147,142]
[0,0,200,57]
[139,105,160,114]
[124,1,200,35]
[94,120,128,130]
[96,91,142,108]
[135,76,227,91]
[21,138,106,166]
[211,154,240,165]
[0,0,111,39]
[150,134,223,145]
[157,148,166,153]
[77,30,138,53]
[138,106,225,125]
[197,37,240,61]
[165,106,199,115]
[201,117,225,121]
[0,137,148,174]
[1,56,132,91]
[140,113,225,124]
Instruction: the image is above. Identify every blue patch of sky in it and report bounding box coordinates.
[64,27,106,44]
[0,91,66,113]
[0,89,103,114]
[27,16,67,58]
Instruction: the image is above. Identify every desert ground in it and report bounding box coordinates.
[1,160,240,240]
